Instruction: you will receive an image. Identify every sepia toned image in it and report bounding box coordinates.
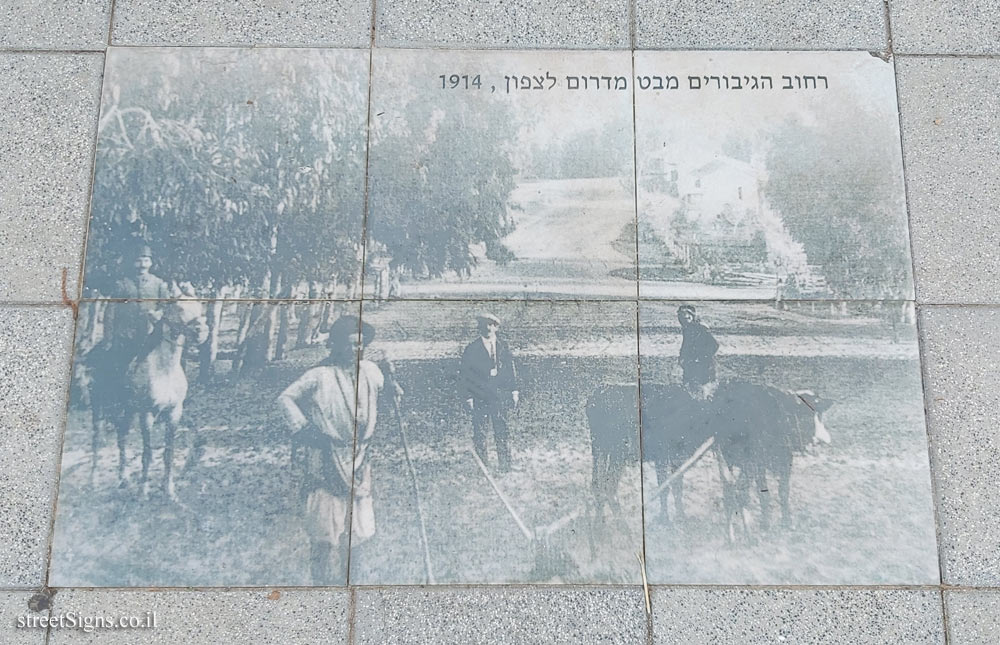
[81,48,370,302]
[351,300,642,584]
[636,301,938,584]
[50,299,371,586]
[365,49,636,301]
[635,51,913,301]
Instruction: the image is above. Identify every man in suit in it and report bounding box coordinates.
[460,312,519,472]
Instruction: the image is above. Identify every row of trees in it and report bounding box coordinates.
[85,51,522,373]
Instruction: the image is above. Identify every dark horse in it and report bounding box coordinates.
[587,381,833,536]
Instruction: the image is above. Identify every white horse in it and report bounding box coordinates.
[120,296,208,500]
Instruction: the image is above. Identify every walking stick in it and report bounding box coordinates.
[391,395,436,584]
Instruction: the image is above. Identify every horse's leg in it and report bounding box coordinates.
[116,412,133,489]
[756,467,771,532]
[139,411,155,497]
[777,457,793,528]
[673,474,687,522]
[163,407,183,502]
[89,403,100,486]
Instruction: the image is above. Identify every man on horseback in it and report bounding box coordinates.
[278,315,394,584]
[100,245,172,376]
[677,304,719,399]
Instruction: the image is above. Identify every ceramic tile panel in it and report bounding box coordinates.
[366,49,636,301]
[635,51,912,301]
[351,300,641,584]
[82,48,369,302]
[50,300,366,586]
[638,301,938,584]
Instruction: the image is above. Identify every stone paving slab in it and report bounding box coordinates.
[0,307,73,587]
[110,0,372,47]
[651,588,945,644]
[0,592,47,645]
[890,0,1000,55]
[45,589,348,644]
[635,0,887,50]
[897,57,1000,304]
[945,591,1000,645]
[354,587,646,644]
[375,0,629,49]
[1,1,111,50]
[0,54,103,303]
[919,306,1000,586]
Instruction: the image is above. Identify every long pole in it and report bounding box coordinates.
[642,436,715,511]
[469,448,534,541]
[393,398,436,584]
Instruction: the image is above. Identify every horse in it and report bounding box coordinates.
[586,380,833,537]
[83,296,208,499]
[587,383,714,523]
[708,382,832,539]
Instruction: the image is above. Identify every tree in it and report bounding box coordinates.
[368,89,520,279]
[764,113,910,298]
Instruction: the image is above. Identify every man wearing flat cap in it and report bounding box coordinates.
[278,315,392,583]
[677,305,719,399]
[460,312,519,472]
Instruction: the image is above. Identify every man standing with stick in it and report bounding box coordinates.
[460,312,519,473]
[278,315,398,583]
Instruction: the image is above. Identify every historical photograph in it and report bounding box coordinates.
[635,51,913,301]
[365,49,636,300]
[49,299,642,586]
[81,48,370,302]
[351,300,641,584]
[635,301,938,584]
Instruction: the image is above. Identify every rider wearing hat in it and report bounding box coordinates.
[99,244,174,386]
[460,311,519,472]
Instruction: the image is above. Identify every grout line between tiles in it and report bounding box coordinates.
[941,589,951,645]
[345,38,379,588]
[28,583,977,592]
[348,585,358,644]
[107,0,117,47]
[12,45,995,55]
